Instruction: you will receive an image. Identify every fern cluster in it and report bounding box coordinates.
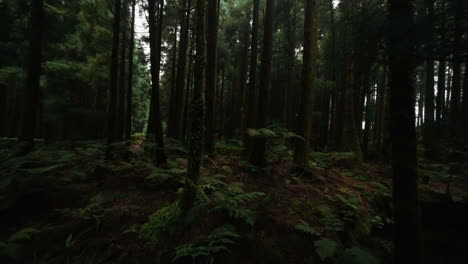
[198,175,265,226]
[139,202,182,245]
[174,224,240,261]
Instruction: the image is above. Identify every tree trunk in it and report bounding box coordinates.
[249,0,274,168]
[244,0,260,153]
[462,63,468,144]
[293,0,319,164]
[125,0,136,140]
[182,0,206,211]
[19,0,44,152]
[117,0,128,142]
[449,0,462,141]
[168,0,191,140]
[204,0,219,155]
[107,0,122,156]
[388,0,420,262]
[423,0,435,159]
[147,0,167,166]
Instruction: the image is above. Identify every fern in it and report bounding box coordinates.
[199,176,264,225]
[139,202,182,245]
[295,220,322,237]
[174,225,240,261]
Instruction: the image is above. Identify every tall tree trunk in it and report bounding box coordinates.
[249,0,274,167]
[168,0,191,140]
[204,0,219,155]
[147,0,167,166]
[117,0,128,142]
[462,63,468,144]
[107,0,122,157]
[19,0,44,152]
[423,0,435,159]
[449,0,462,141]
[125,0,136,140]
[182,0,206,211]
[435,1,446,123]
[238,22,250,140]
[388,0,420,262]
[328,0,337,147]
[362,72,372,160]
[293,0,319,164]
[244,0,260,153]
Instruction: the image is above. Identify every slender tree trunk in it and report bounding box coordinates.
[449,0,462,141]
[117,0,128,142]
[423,0,435,159]
[204,0,219,155]
[107,0,122,157]
[19,0,44,152]
[147,0,167,165]
[244,0,260,153]
[125,0,136,140]
[293,0,319,164]
[249,0,274,168]
[168,0,191,140]
[435,1,446,123]
[362,72,372,160]
[462,63,468,144]
[182,0,206,211]
[388,0,420,262]
[238,22,250,140]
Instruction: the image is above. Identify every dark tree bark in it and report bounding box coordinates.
[238,21,250,140]
[423,0,435,159]
[462,63,468,144]
[125,0,136,140]
[328,0,337,147]
[147,0,167,166]
[19,0,44,152]
[168,0,191,140]
[107,0,122,156]
[388,0,420,262]
[362,72,372,160]
[435,1,446,123]
[293,0,319,164]
[249,0,274,168]
[244,0,260,152]
[117,0,128,142]
[449,0,462,141]
[182,0,206,211]
[204,0,219,155]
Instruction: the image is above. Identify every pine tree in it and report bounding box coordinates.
[182,0,206,210]
[19,0,44,153]
[249,0,274,168]
[293,0,319,164]
[388,0,420,262]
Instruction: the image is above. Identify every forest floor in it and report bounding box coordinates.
[1,136,468,264]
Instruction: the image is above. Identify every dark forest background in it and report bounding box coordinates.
[0,0,467,263]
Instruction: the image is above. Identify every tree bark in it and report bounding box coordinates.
[449,0,462,141]
[388,0,420,262]
[147,0,167,165]
[182,0,206,210]
[249,0,274,168]
[107,0,122,156]
[125,0,136,140]
[19,0,44,152]
[117,0,128,142]
[293,0,319,164]
[168,0,191,140]
[423,0,435,159]
[244,0,260,153]
[204,0,219,155]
